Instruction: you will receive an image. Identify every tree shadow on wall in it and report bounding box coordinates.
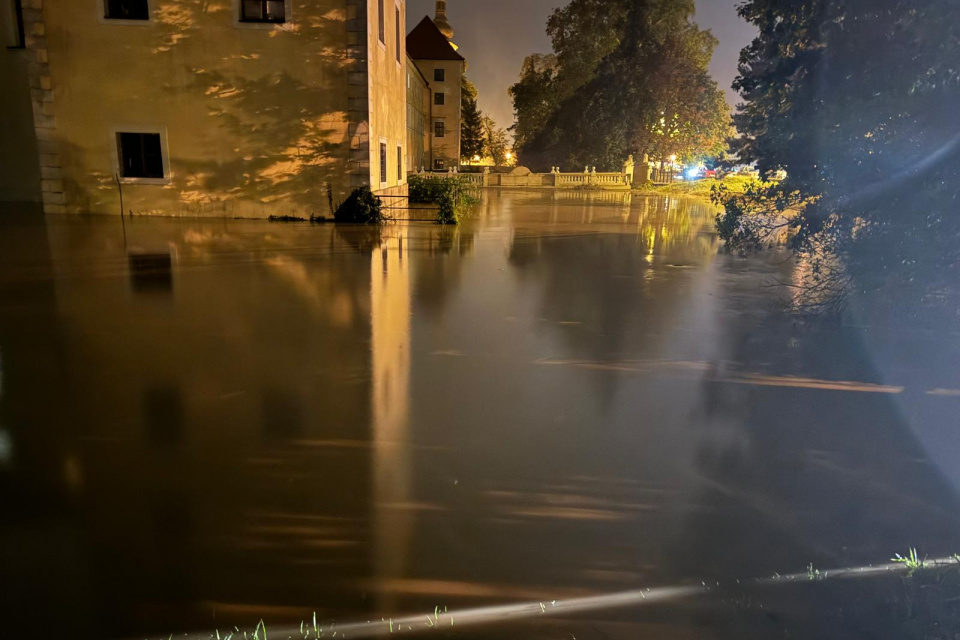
[149,2,352,215]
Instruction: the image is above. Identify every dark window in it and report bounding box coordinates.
[377,0,384,43]
[395,7,401,62]
[380,142,388,184]
[434,121,444,137]
[434,92,445,106]
[434,159,445,171]
[105,0,149,20]
[240,0,285,23]
[7,0,25,47]
[397,145,403,181]
[117,132,164,179]
[434,68,445,82]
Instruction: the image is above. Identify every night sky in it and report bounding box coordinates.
[406,0,757,132]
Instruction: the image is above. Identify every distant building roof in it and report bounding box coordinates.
[406,16,464,62]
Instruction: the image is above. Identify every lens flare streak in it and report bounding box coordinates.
[154,557,960,640]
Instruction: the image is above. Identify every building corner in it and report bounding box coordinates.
[21,0,63,214]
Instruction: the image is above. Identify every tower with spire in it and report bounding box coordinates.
[406,1,466,171]
[433,0,453,41]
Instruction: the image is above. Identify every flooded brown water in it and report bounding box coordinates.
[2,190,960,639]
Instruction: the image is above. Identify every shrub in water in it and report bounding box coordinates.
[408,175,476,225]
[334,186,386,224]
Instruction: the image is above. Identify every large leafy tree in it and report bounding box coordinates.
[720,0,960,315]
[546,0,627,97]
[509,54,559,154]
[510,0,730,171]
[460,77,486,162]
[483,116,510,166]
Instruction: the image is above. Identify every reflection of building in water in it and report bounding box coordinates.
[370,228,413,613]
[0,0,410,216]
[0,217,413,637]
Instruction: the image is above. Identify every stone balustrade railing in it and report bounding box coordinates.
[458,173,483,185]
[408,169,632,190]
[556,172,630,187]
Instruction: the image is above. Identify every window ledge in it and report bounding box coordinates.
[100,17,153,26]
[234,20,290,30]
[118,176,171,186]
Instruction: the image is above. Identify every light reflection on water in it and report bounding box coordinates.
[0,192,959,640]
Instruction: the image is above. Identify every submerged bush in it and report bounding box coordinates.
[334,187,386,224]
[408,175,477,225]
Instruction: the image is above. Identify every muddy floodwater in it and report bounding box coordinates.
[2,191,960,640]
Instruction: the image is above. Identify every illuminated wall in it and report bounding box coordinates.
[411,56,463,170]
[366,0,409,196]
[14,0,408,218]
[405,55,429,172]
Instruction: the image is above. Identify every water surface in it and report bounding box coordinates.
[1,191,959,639]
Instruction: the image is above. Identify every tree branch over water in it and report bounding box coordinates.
[722,0,960,320]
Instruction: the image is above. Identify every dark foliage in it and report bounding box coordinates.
[510,0,730,171]
[333,187,386,225]
[460,77,486,162]
[408,175,477,225]
[723,0,960,318]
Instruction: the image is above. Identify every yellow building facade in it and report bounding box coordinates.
[406,11,463,172]
[0,0,409,217]
[405,53,429,172]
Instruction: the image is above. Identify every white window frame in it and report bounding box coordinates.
[232,0,293,30]
[111,125,172,186]
[97,0,154,26]
[378,137,389,187]
[394,0,402,69]
[376,0,386,49]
